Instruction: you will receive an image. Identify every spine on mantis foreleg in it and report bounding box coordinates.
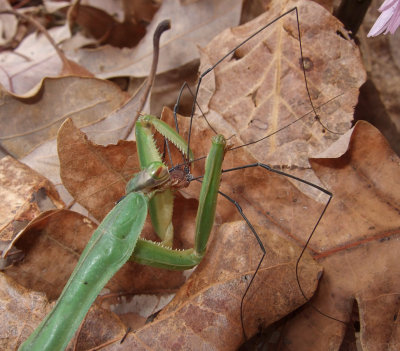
[19,192,148,351]
[130,134,226,268]
[129,115,195,247]
[133,116,176,246]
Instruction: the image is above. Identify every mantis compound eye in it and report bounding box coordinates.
[147,162,169,181]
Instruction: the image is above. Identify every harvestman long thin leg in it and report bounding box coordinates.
[170,5,346,171]
[213,188,266,340]
[216,162,347,338]
[183,7,344,163]
[193,160,348,339]
[171,5,348,339]
[171,81,218,173]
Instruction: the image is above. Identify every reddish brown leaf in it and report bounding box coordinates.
[58,118,137,220]
[66,306,126,351]
[0,269,126,351]
[274,121,400,350]
[101,222,322,350]
[6,209,97,300]
[67,3,149,48]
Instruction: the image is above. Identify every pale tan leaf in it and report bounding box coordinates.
[0,24,72,94]
[0,0,17,46]
[69,0,242,78]
[197,0,366,172]
[0,156,64,265]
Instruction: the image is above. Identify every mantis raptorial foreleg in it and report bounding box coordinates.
[19,115,226,351]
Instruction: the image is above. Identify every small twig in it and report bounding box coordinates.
[121,19,171,140]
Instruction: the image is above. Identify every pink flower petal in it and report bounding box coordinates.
[380,0,397,12]
[387,5,400,33]
[368,8,395,36]
[368,0,400,37]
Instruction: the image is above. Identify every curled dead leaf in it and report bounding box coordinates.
[0,77,130,158]
[0,156,64,266]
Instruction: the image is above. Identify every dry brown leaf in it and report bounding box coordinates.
[272,121,400,350]
[123,0,160,23]
[67,3,149,48]
[0,269,126,351]
[0,77,130,158]
[196,0,366,183]
[57,118,137,220]
[67,305,126,351]
[0,18,93,95]
[0,0,17,46]
[6,209,97,301]
[0,273,52,351]
[100,222,322,350]
[0,24,69,94]
[69,0,242,78]
[0,156,64,267]
[6,207,187,303]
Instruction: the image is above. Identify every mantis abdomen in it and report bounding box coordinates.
[19,192,148,351]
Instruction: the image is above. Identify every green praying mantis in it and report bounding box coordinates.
[16,2,356,349]
[19,114,227,351]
